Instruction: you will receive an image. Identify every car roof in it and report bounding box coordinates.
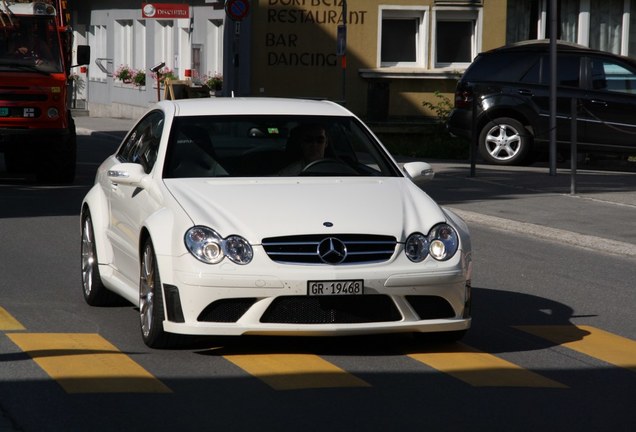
[156,97,354,118]
[479,39,636,65]
[483,39,590,54]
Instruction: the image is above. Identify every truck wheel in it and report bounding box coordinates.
[478,118,531,165]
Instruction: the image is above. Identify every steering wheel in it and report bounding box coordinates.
[299,158,358,175]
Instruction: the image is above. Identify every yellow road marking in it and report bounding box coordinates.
[408,343,567,388]
[224,353,371,390]
[0,307,25,331]
[7,333,171,394]
[516,325,636,373]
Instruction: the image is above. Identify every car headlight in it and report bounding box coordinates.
[405,233,429,262]
[47,107,59,119]
[405,223,459,262]
[185,226,253,265]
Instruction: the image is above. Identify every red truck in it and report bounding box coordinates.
[0,0,89,183]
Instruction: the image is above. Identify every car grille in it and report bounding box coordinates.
[260,296,402,324]
[196,296,455,324]
[197,298,257,322]
[261,234,397,265]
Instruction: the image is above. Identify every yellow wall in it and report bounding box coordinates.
[250,0,507,120]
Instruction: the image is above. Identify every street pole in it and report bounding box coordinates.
[340,0,347,104]
[549,0,557,176]
[570,98,577,195]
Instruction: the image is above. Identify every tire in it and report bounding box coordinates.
[478,117,531,165]
[81,211,117,306]
[140,238,180,349]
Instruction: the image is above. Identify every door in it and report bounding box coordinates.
[524,54,589,146]
[581,55,636,151]
[108,111,165,286]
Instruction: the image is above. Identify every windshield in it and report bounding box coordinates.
[0,16,63,73]
[163,115,401,178]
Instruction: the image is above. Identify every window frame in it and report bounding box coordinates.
[377,6,429,68]
[117,110,165,173]
[432,7,482,69]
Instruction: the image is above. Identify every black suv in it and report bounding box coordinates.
[447,40,636,165]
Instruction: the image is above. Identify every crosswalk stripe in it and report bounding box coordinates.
[408,342,567,388]
[516,325,636,373]
[0,307,25,331]
[7,333,171,394]
[224,353,371,390]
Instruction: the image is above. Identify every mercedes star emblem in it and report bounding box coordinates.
[317,237,347,264]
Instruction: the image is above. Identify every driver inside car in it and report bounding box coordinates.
[278,123,328,176]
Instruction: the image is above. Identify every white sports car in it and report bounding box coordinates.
[81,98,472,348]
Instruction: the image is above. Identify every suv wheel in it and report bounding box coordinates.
[478,117,531,165]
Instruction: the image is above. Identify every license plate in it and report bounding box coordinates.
[308,280,364,296]
[0,108,8,117]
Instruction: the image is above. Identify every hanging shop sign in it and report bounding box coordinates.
[142,3,190,19]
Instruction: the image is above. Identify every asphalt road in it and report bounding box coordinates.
[1,134,636,431]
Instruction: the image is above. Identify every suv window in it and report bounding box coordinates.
[537,55,581,88]
[590,57,636,94]
[465,51,540,82]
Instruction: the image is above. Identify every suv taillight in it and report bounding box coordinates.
[454,87,473,109]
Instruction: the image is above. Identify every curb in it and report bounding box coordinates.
[452,207,636,258]
[76,127,123,143]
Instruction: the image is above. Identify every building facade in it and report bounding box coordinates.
[70,0,226,119]
[68,0,636,121]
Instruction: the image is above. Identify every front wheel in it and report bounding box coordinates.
[81,211,117,306]
[140,238,180,349]
[478,117,531,165]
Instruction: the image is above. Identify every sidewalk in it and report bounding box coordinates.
[75,116,636,258]
[422,162,636,258]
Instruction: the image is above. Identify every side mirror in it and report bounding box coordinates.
[107,163,149,187]
[403,161,435,186]
[76,45,90,66]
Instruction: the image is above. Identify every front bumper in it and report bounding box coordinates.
[446,109,473,140]
[157,250,472,337]
[0,127,70,150]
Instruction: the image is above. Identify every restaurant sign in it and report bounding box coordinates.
[142,3,190,19]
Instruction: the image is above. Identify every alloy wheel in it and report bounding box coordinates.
[140,244,156,338]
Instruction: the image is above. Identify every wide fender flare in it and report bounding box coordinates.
[81,186,113,265]
[142,206,189,260]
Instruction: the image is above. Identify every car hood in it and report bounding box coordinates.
[164,177,447,243]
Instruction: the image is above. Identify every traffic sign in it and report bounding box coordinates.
[225,0,250,21]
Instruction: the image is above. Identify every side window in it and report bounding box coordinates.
[117,111,164,173]
[540,55,581,88]
[590,57,636,94]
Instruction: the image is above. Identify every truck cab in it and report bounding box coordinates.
[0,0,89,183]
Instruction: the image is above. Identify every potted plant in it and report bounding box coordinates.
[114,65,133,83]
[204,72,223,91]
[132,69,146,87]
[151,66,177,84]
